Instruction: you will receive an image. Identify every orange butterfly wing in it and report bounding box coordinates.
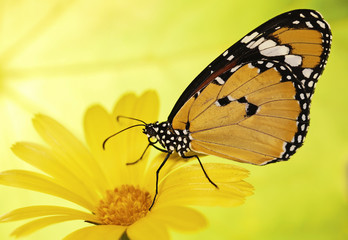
[170,9,331,165]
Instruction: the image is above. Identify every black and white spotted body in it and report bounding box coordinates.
[143,121,191,157]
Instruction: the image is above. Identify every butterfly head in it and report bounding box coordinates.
[143,122,161,139]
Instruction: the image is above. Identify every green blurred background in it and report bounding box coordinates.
[0,0,347,239]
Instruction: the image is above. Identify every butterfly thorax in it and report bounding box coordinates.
[143,121,191,156]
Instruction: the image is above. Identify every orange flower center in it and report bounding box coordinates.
[95,185,152,226]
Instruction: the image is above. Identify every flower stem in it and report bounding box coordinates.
[119,231,130,240]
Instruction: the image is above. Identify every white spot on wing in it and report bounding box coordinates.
[266,62,274,68]
[302,114,306,121]
[246,41,255,49]
[241,31,259,44]
[285,55,302,67]
[260,45,290,57]
[310,11,319,18]
[248,37,265,49]
[308,80,314,88]
[306,21,313,28]
[227,95,235,101]
[248,63,254,68]
[215,77,225,84]
[230,64,241,72]
[303,102,307,109]
[258,39,277,50]
[317,20,326,29]
[227,55,234,61]
[223,50,228,56]
[302,68,313,78]
[297,135,303,143]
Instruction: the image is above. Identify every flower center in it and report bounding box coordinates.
[95,185,152,226]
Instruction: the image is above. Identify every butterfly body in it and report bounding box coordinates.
[143,121,191,157]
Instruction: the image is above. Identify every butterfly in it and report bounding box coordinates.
[104,9,331,209]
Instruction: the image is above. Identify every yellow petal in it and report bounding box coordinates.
[12,142,100,204]
[111,92,141,168]
[150,206,208,232]
[155,162,253,207]
[111,90,160,126]
[32,114,107,196]
[11,216,87,237]
[122,91,159,184]
[111,91,159,185]
[112,92,137,125]
[84,104,126,188]
[142,153,184,194]
[0,170,94,211]
[158,181,253,207]
[127,214,170,240]
[163,162,250,185]
[0,205,99,223]
[124,90,159,125]
[63,225,125,240]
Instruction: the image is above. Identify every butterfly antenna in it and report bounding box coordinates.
[102,124,145,150]
[116,115,147,125]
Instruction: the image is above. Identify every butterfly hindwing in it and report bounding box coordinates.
[169,9,331,165]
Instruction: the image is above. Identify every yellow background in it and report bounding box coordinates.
[0,0,347,239]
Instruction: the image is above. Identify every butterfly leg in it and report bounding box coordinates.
[127,143,168,165]
[149,151,171,211]
[181,154,219,189]
[126,143,150,165]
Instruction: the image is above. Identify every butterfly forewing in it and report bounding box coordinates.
[169,9,331,165]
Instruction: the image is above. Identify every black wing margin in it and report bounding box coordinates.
[168,9,331,123]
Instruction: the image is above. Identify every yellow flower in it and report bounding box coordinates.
[0,91,253,239]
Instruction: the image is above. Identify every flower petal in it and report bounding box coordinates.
[0,205,99,223]
[158,181,253,207]
[113,90,159,126]
[117,91,159,164]
[32,114,106,195]
[0,170,95,211]
[11,216,87,237]
[127,214,170,240]
[63,225,125,240]
[142,153,184,195]
[162,161,250,185]
[12,142,100,204]
[84,91,160,188]
[157,162,253,207]
[111,91,159,185]
[150,206,208,232]
[84,104,126,188]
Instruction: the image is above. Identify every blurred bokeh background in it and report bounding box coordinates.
[0,0,347,239]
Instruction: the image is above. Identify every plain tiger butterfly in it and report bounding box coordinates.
[104,9,331,209]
